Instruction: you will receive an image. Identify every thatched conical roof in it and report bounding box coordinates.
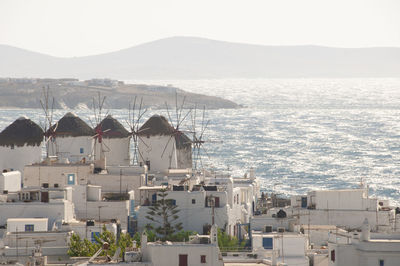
[138,115,175,136]
[49,112,94,137]
[138,115,191,149]
[96,115,129,138]
[0,117,43,147]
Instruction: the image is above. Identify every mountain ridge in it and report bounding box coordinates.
[1,36,400,79]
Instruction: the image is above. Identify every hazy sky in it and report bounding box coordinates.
[1,0,399,57]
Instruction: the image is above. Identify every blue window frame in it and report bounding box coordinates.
[262,237,273,249]
[25,224,34,232]
[380,259,384,266]
[67,174,75,185]
[80,148,84,154]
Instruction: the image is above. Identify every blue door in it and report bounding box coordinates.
[262,237,273,249]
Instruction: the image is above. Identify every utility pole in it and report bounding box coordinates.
[120,169,122,199]
[98,206,105,232]
[16,227,18,261]
[281,231,284,264]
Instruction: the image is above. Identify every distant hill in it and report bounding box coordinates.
[1,37,400,79]
[0,78,239,109]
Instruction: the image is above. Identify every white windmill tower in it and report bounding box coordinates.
[50,112,94,163]
[90,92,111,169]
[137,94,192,173]
[0,117,43,174]
[94,114,131,166]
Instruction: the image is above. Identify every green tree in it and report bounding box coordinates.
[68,226,133,257]
[145,189,183,241]
[217,228,245,251]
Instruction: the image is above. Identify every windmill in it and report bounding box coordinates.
[190,105,210,170]
[190,105,223,170]
[161,93,193,169]
[89,92,111,162]
[126,96,149,166]
[40,86,58,158]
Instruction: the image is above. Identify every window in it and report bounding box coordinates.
[201,255,206,263]
[379,259,384,266]
[331,250,335,262]
[262,237,273,249]
[54,183,59,188]
[42,183,49,188]
[25,224,34,232]
[80,148,84,154]
[192,199,196,204]
[10,144,14,150]
[67,174,75,185]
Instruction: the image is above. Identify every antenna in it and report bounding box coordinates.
[126,96,149,165]
[40,86,58,158]
[161,92,192,169]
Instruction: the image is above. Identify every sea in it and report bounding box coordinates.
[1,78,400,206]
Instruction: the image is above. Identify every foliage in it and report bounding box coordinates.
[68,225,133,257]
[145,189,183,241]
[168,230,197,242]
[217,228,245,249]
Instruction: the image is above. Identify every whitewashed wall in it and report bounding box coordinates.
[7,218,48,232]
[0,144,42,175]
[94,137,130,166]
[138,135,177,172]
[143,243,223,266]
[23,164,92,187]
[49,136,94,163]
[0,201,75,228]
[137,190,245,236]
[0,171,21,192]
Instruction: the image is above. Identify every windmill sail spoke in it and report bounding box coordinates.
[138,135,149,148]
[161,135,173,158]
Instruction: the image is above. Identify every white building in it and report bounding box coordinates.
[0,117,43,175]
[0,170,21,192]
[279,186,397,232]
[71,184,133,230]
[48,112,94,163]
[251,230,309,266]
[23,162,93,188]
[138,115,192,173]
[328,219,400,266]
[78,224,223,266]
[0,187,75,229]
[137,168,260,237]
[93,115,130,166]
[7,218,48,233]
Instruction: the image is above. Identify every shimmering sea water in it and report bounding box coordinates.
[1,78,400,206]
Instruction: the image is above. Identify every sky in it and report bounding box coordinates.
[1,0,399,57]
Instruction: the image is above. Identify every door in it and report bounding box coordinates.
[179,254,188,266]
[41,191,49,203]
[214,197,220,207]
[301,197,307,208]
